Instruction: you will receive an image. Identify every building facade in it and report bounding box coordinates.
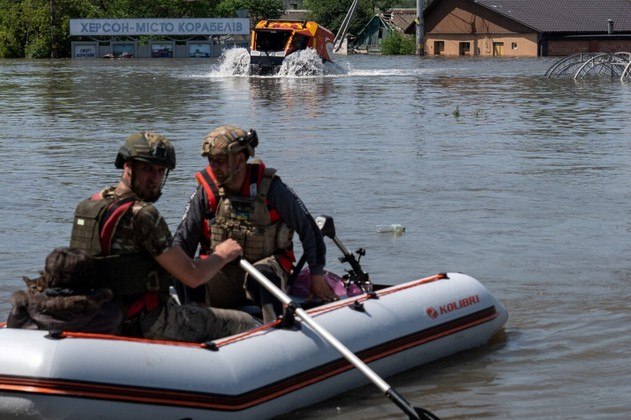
[424,0,631,57]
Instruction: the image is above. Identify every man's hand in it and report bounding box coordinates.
[310,274,338,302]
[213,239,242,264]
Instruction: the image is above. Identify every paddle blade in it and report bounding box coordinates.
[315,215,336,238]
[415,407,441,420]
[386,388,440,420]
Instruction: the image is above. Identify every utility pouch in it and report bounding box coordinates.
[70,198,110,255]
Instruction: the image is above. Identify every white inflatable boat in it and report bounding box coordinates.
[0,270,507,419]
[0,217,508,418]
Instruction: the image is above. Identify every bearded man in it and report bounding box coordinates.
[68,131,258,341]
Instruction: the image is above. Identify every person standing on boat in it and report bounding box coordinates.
[68,131,259,341]
[173,125,337,323]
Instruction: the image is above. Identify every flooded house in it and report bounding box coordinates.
[424,0,631,56]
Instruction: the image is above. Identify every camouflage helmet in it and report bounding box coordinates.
[200,125,258,158]
[115,131,176,170]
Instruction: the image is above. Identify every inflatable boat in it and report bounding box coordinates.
[0,271,506,419]
[249,20,335,74]
[0,217,508,418]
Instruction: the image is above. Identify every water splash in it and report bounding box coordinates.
[277,49,328,76]
[215,47,250,76]
[210,46,348,78]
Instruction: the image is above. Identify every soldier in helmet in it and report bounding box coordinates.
[68,132,259,342]
[173,125,338,323]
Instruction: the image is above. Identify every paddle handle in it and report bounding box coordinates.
[241,259,387,386]
[240,258,424,419]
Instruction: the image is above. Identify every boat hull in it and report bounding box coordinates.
[0,272,508,419]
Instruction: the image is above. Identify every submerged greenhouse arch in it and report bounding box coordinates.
[546,52,631,81]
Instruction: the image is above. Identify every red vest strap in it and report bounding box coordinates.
[277,250,295,272]
[125,292,160,319]
[99,197,135,255]
[243,163,264,196]
[196,167,221,213]
[244,163,281,222]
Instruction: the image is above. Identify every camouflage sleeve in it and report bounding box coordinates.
[133,203,173,258]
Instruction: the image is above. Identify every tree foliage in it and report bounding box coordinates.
[215,0,284,22]
[381,30,415,55]
[100,0,218,18]
[303,0,402,36]
[0,0,284,58]
[0,0,409,58]
[0,0,102,58]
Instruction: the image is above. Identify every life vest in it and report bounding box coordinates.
[195,162,294,271]
[70,192,171,316]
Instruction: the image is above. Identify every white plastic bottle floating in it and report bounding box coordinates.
[376,224,406,234]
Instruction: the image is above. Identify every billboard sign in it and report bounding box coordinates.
[70,19,249,36]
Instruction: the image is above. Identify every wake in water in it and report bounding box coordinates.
[212,47,347,77]
[208,47,436,79]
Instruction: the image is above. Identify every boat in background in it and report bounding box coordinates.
[249,20,335,74]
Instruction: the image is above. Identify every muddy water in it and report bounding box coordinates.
[0,53,629,418]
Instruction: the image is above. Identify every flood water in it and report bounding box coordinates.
[1,52,630,419]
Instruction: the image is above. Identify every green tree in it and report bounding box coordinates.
[52,0,102,57]
[0,0,25,57]
[0,0,101,58]
[216,0,284,22]
[304,0,403,36]
[101,0,218,18]
[0,0,286,58]
[381,30,415,55]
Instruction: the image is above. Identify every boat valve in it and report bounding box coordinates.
[351,300,365,312]
[45,330,65,340]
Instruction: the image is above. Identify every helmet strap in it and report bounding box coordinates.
[219,153,245,189]
[161,169,170,191]
[120,163,134,192]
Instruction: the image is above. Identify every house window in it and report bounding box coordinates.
[493,42,504,56]
[459,42,471,55]
[434,41,444,55]
[511,42,518,50]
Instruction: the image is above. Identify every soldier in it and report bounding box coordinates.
[69,131,258,341]
[173,125,337,323]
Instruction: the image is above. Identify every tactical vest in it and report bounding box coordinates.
[70,192,171,300]
[196,162,294,265]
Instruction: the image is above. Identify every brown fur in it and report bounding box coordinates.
[41,247,96,288]
[11,288,114,314]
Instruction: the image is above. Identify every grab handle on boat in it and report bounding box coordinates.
[239,257,440,420]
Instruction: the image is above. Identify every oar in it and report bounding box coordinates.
[239,258,440,420]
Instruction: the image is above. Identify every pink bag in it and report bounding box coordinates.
[288,268,363,300]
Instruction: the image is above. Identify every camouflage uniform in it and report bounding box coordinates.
[96,187,258,342]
